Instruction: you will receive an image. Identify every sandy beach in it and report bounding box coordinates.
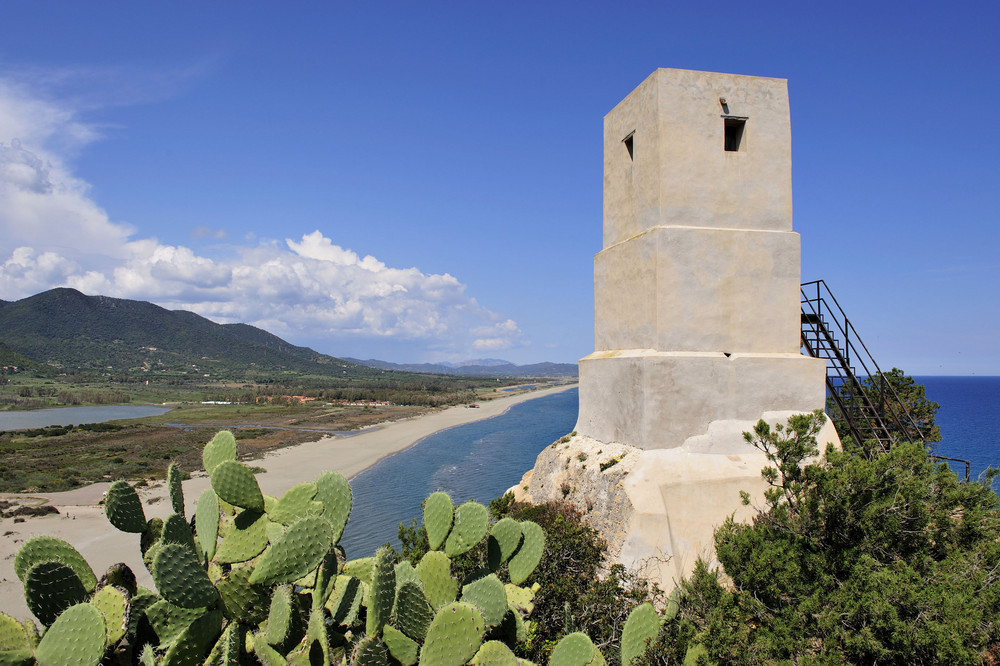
[0,383,575,620]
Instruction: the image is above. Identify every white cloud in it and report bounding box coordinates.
[0,73,523,359]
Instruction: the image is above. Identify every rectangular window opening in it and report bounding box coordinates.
[724,118,745,152]
[623,132,634,161]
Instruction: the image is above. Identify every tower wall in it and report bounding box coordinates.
[577,68,826,451]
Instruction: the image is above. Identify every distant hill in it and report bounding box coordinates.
[0,288,359,379]
[0,289,577,381]
[343,357,578,378]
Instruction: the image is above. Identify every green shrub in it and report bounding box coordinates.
[672,412,1000,665]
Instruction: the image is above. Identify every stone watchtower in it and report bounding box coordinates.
[578,68,825,450]
[517,69,837,588]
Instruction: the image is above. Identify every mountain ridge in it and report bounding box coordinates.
[0,288,576,380]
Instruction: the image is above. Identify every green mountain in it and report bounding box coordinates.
[0,288,360,379]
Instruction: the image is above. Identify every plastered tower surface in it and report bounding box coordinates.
[515,69,837,589]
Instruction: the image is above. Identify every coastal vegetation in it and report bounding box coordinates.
[3,369,996,664]
[0,432,670,665]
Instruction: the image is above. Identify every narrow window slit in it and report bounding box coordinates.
[724,118,745,152]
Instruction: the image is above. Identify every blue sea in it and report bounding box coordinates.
[339,378,999,557]
[918,376,1000,487]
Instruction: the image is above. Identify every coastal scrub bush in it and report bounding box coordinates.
[665,411,1000,665]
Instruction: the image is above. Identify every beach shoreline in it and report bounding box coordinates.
[0,383,575,619]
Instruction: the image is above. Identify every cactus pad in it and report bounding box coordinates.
[104,480,147,533]
[352,634,390,666]
[269,482,322,525]
[144,600,205,646]
[33,603,107,666]
[0,648,33,666]
[14,536,97,593]
[160,513,196,552]
[460,571,507,628]
[392,581,434,642]
[420,602,486,666]
[252,637,287,666]
[249,515,333,586]
[214,510,269,564]
[203,430,237,474]
[327,575,363,627]
[444,501,488,557]
[167,463,185,517]
[195,488,220,561]
[423,491,453,550]
[97,563,137,597]
[24,561,88,627]
[315,471,352,543]
[394,560,421,592]
[210,460,265,513]
[161,610,222,666]
[471,640,519,666]
[507,521,544,585]
[216,566,269,625]
[382,624,419,666]
[90,585,129,646]
[549,633,600,666]
[266,585,300,648]
[487,518,522,570]
[418,550,458,611]
[367,545,396,637]
[152,543,219,609]
[663,588,680,622]
[0,612,31,652]
[342,556,374,582]
[621,603,661,666]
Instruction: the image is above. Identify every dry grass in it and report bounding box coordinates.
[0,402,435,493]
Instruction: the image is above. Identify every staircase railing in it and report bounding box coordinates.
[800,281,965,476]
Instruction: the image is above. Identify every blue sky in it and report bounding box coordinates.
[0,2,996,374]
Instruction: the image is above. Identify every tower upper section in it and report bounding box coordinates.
[603,68,793,248]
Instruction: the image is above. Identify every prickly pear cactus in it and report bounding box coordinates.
[620,603,661,666]
[14,536,97,594]
[444,501,489,557]
[167,462,185,517]
[549,632,604,666]
[507,521,544,586]
[248,515,334,586]
[420,602,486,666]
[423,492,454,550]
[210,460,265,512]
[7,429,598,666]
[33,603,107,666]
[104,480,147,533]
[202,430,237,475]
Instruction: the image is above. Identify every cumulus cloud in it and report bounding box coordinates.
[0,74,523,359]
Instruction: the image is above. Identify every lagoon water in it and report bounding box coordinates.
[0,404,172,431]
[340,378,999,557]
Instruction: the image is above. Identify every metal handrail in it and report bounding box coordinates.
[800,280,938,454]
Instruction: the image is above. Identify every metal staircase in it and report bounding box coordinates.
[800,280,969,477]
